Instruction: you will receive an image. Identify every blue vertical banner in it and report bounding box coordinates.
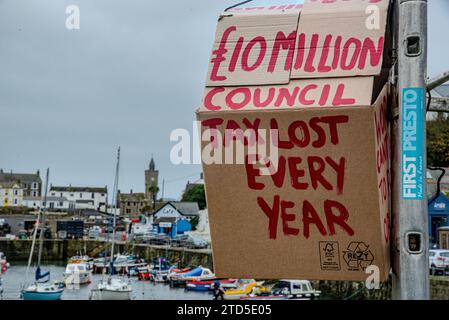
[401,87,425,200]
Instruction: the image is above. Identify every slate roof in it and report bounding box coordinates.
[171,202,200,216]
[0,181,22,188]
[119,192,147,201]
[50,186,107,193]
[0,170,41,184]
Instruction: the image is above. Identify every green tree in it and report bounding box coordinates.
[181,185,206,210]
[148,186,160,210]
[189,215,200,231]
[427,118,449,167]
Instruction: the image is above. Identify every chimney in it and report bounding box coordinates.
[130,189,133,194]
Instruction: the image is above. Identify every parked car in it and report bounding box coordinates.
[0,219,11,237]
[429,249,449,275]
[171,234,189,247]
[149,234,171,246]
[88,226,101,239]
[183,235,209,249]
[18,230,29,240]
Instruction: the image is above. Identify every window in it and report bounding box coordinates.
[59,202,63,207]
[32,191,37,197]
[80,193,83,198]
[60,193,63,197]
[127,202,131,206]
[14,199,18,205]
[14,190,18,196]
[51,192,55,196]
[32,183,37,189]
[91,193,95,199]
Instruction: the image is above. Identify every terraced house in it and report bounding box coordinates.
[49,185,108,211]
[0,169,42,197]
[0,181,24,207]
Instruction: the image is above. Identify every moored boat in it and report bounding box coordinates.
[0,252,9,274]
[92,254,147,275]
[240,280,321,300]
[90,278,132,300]
[21,169,65,301]
[186,279,238,292]
[223,279,269,300]
[89,148,133,300]
[137,270,152,281]
[64,263,92,286]
[68,255,93,269]
[149,257,176,283]
[21,283,64,301]
[127,264,149,277]
[169,266,215,287]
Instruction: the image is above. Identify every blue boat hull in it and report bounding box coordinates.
[21,290,63,300]
[186,284,211,292]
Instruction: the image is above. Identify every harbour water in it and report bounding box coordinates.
[0,263,211,300]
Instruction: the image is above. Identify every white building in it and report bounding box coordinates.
[49,186,108,211]
[23,196,74,211]
[150,202,199,224]
[0,181,24,207]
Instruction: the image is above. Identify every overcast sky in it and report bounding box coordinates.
[0,0,448,200]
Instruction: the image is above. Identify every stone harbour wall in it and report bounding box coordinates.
[0,239,213,269]
[1,239,448,300]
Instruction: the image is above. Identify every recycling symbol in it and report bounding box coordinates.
[343,242,374,271]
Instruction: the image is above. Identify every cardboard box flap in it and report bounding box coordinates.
[199,76,374,113]
[291,0,390,79]
[206,6,301,87]
[205,0,389,87]
[226,4,303,13]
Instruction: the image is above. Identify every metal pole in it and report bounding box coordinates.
[392,0,429,300]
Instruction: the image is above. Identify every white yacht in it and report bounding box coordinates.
[89,147,133,300]
[64,263,92,285]
[90,278,132,300]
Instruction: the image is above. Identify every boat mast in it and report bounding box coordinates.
[24,168,49,284]
[109,147,120,276]
[25,197,41,283]
[37,168,50,267]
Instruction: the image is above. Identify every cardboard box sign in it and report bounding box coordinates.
[206,0,389,87]
[198,0,391,281]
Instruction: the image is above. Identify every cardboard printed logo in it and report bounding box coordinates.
[319,241,341,271]
[343,242,375,271]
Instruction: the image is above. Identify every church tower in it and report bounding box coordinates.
[145,156,159,207]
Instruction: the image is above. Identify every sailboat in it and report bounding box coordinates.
[90,147,132,300]
[21,169,64,301]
